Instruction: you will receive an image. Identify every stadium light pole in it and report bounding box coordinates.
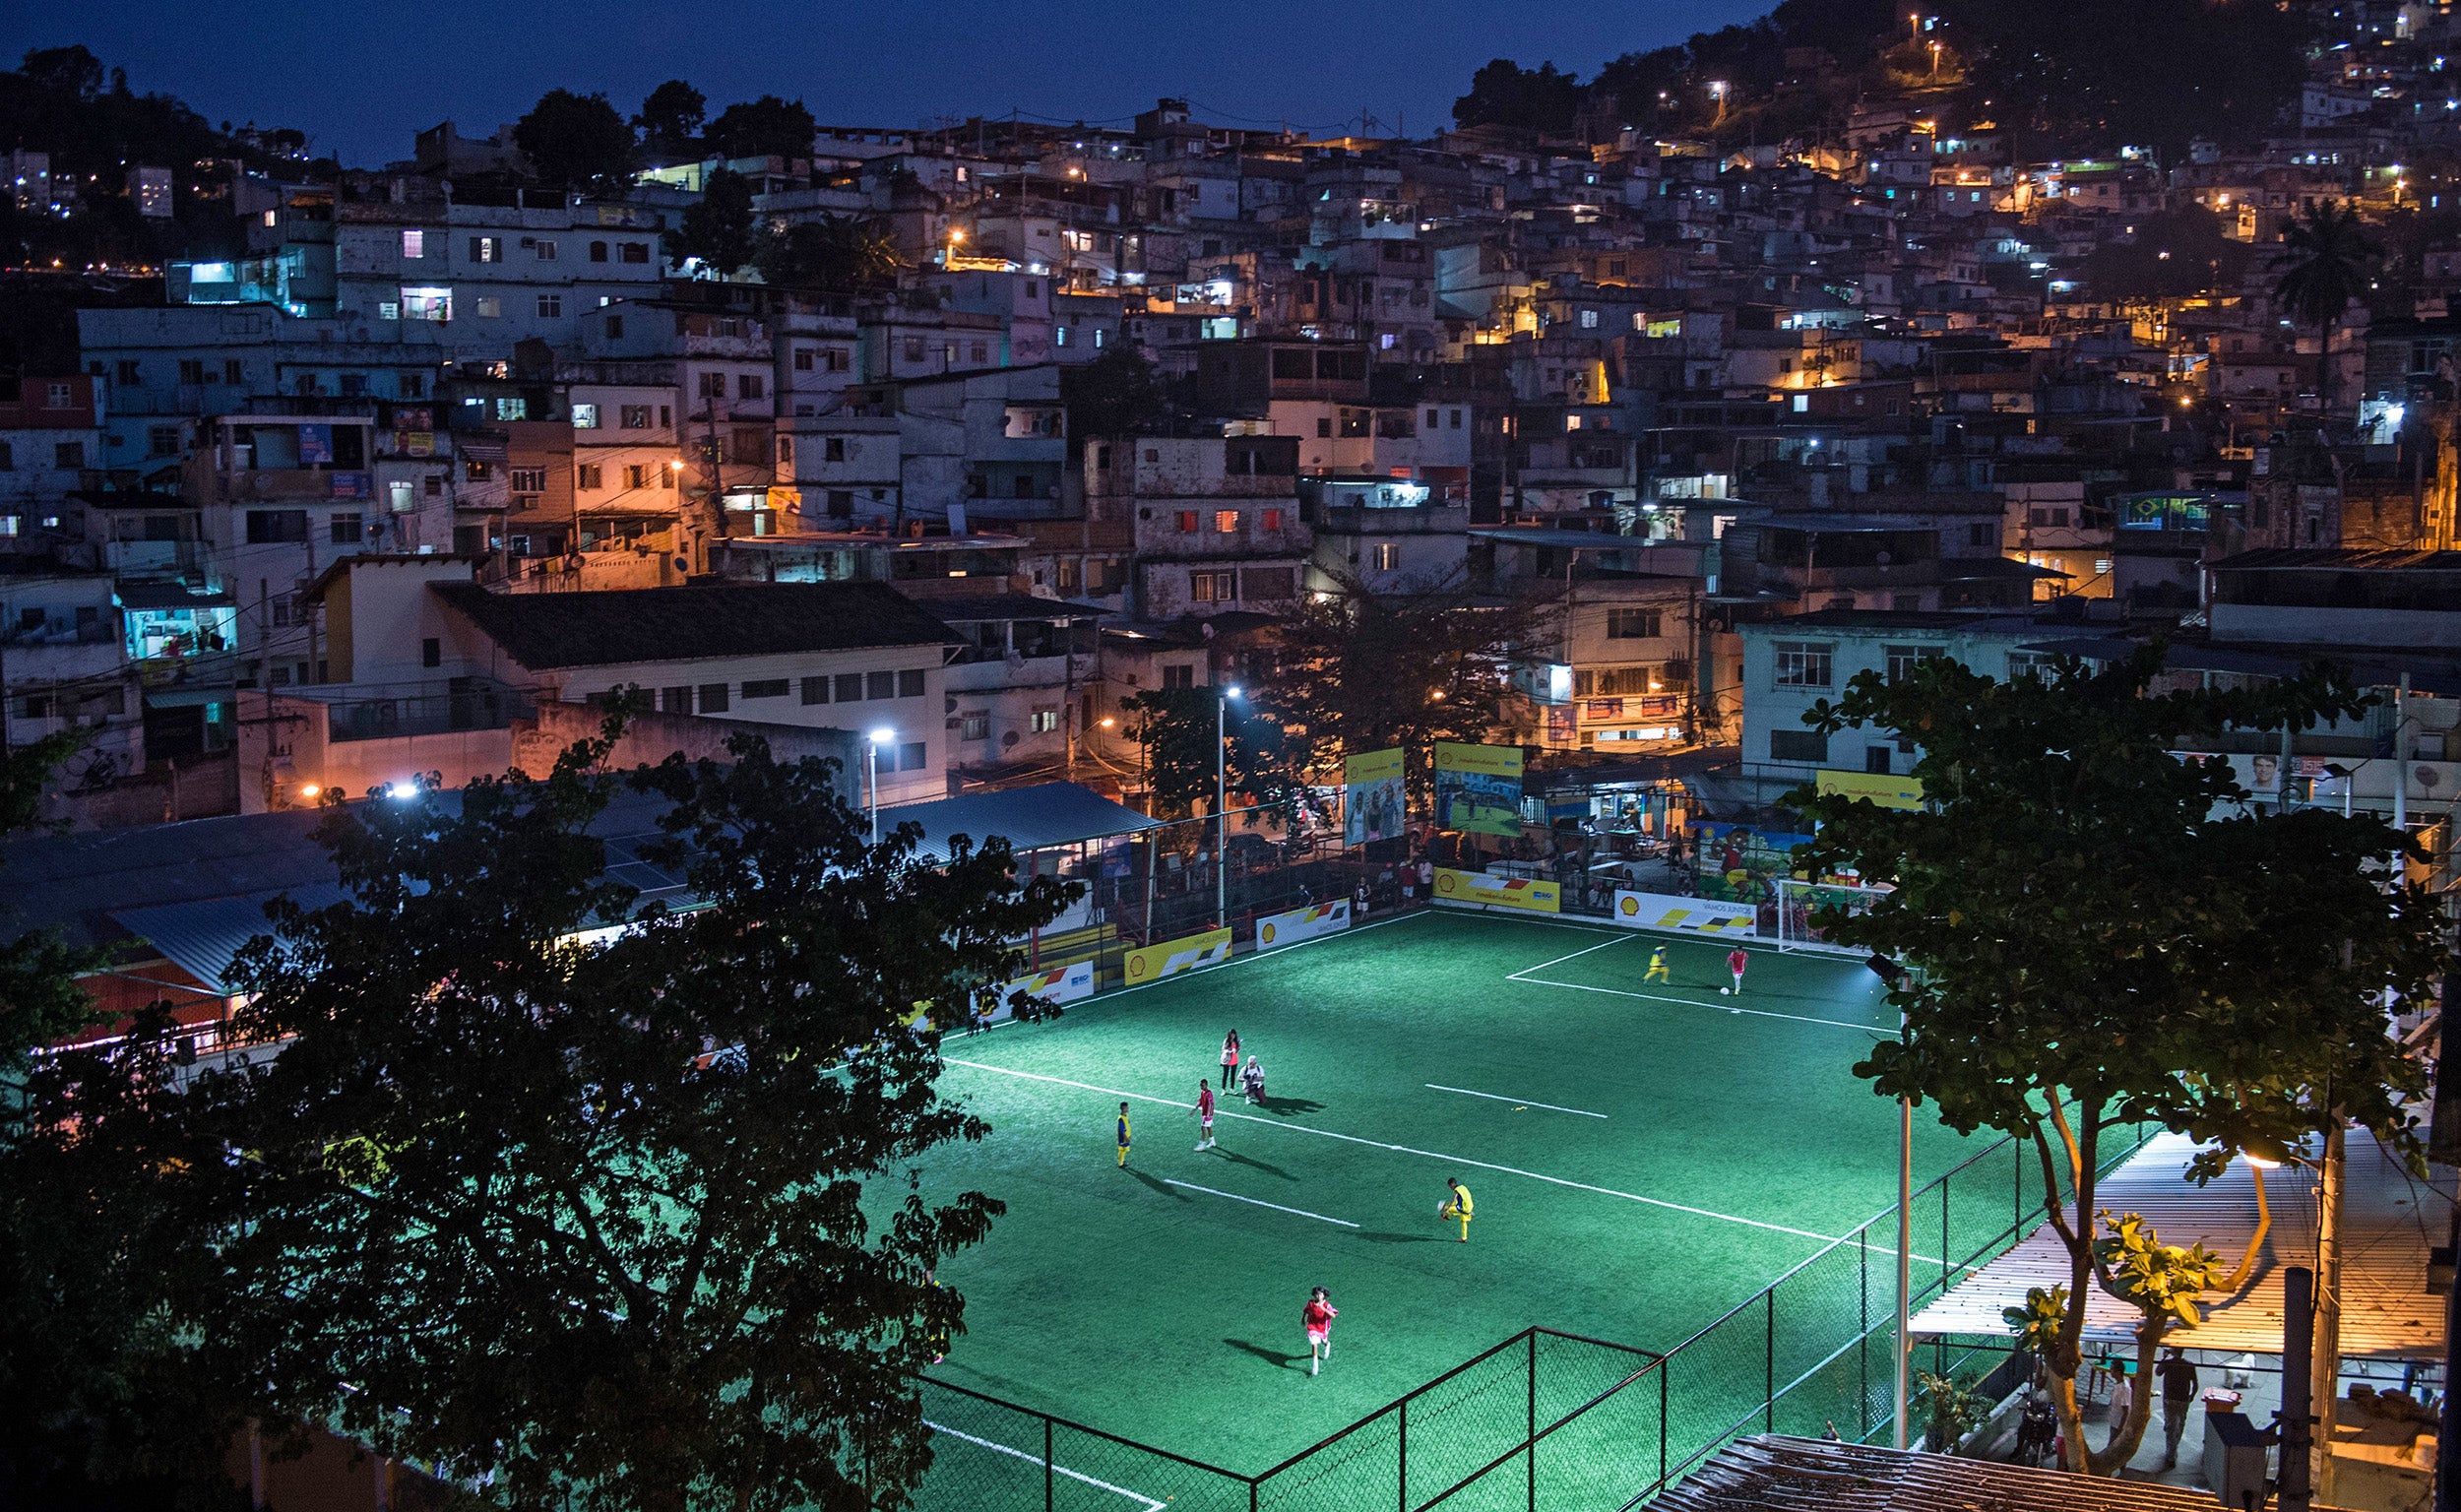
[867,726,896,845]
[1217,684,1242,931]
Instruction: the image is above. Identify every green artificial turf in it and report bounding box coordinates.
[900,911,1978,1509]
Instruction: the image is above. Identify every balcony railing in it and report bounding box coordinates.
[325,679,534,743]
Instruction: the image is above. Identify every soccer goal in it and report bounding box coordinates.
[1770,877,1891,955]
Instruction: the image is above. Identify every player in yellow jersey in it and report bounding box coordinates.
[1116,1102,1132,1167]
[1441,1176,1475,1242]
[1643,944,1672,984]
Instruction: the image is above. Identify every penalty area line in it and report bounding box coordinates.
[1424,1084,1608,1118]
[1164,1179,1358,1228]
[1514,974,1893,1036]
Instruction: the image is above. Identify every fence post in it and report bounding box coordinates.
[1764,1292,1776,1432]
[2012,1139,2022,1243]
[1940,1174,1951,1295]
[1658,1360,1669,1488]
[1398,1398,1408,1512]
[1526,1331,1538,1512]
[1043,1418,1054,1512]
[1859,1220,1870,1437]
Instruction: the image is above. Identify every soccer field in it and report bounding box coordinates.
[902,909,1979,1507]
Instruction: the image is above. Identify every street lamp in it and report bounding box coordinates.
[1217,685,1242,929]
[867,726,896,844]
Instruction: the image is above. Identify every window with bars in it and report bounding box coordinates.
[1772,641,1834,688]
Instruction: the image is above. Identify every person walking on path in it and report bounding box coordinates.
[2157,1349,2199,1468]
[1220,1030,1240,1089]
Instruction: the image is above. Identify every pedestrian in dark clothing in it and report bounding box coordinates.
[2157,1350,2199,1468]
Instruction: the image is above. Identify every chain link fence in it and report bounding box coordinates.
[910,1331,1663,1512]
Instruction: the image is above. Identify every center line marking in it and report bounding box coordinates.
[1425,1084,1608,1118]
[943,1057,1847,1245]
[1165,1179,1358,1228]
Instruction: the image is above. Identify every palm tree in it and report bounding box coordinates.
[2273,199,2380,435]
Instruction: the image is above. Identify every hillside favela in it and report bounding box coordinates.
[1,5,2459,1512]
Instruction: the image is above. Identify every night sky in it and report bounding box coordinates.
[5,0,1768,167]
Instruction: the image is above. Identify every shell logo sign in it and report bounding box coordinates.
[1256,900,1351,951]
[1431,868,1560,914]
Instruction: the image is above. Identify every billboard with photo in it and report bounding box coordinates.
[1433,742,1524,837]
[1343,747,1405,846]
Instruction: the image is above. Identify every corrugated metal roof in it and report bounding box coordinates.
[1656,1434,2270,1511]
[109,885,349,994]
[1909,1132,2451,1359]
[878,781,1160,864]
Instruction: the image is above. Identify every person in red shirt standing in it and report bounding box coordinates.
[1191,1080,1217,1151]
[1302,1287,1339,1376]
[1726,945,1749,996]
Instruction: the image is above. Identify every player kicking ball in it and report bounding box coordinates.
[1116,1102,1132,1167]
[1725,945,1749,997]
[1302,1287,1339,1375]
[1440,1176,1475,1242]
[1192,1081,1217,1150]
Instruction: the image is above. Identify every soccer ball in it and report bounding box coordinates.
[1720,987,1732,996]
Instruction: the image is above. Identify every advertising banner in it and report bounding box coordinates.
[1124,927,1232,984]
[994,958,1097,1021]
[1432,867,1560,914]
[1434,742,1525,837]
[1815,769,1925,811]
[1609,890,1759,936]
[1256,900,1352,950]
[1343,747,1405,846]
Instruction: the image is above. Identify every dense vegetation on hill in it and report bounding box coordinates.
[1455,0,2314,159]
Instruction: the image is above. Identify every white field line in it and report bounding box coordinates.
[1423,1084,1608,1119]
[1513,974,1892,1036]
[1164,1179,1358,1228]
[1502,931,1634,979]
[943,1057,1851,1246]
[923,1420,1165,1510]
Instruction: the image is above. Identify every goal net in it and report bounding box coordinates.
[1770,877,1891,955]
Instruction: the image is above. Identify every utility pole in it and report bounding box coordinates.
[2281,1266,2316,1512]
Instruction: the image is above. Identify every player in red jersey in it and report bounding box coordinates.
[1302,1287,1339,1376]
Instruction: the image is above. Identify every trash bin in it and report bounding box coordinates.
[2203,1411,2268,1511]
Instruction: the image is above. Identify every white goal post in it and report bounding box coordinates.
[1770,877,1892,955]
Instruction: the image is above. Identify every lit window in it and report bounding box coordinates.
[1214,509,1239,534]
[402,228,424,258]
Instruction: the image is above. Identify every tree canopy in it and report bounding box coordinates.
[1451,60,1586,136]
[513,89,637,191]
[634,79,707,153]
[709,95,818,160]
[755,214,903,291]
[41,724,1075,1511]
[668,166,758,277]
[1797,648,2442,1473]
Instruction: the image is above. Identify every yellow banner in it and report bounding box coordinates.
[1815,769,1925,811]
[1123,927,1232,984]
[1431,868,1560,914]
[1433,741,1524,779]
[1344,747,1404,785]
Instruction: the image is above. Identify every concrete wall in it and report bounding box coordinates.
[513,700,857,789]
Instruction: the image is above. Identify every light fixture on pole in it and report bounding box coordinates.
[867,726,896,844]
[1217,684,1242,931]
